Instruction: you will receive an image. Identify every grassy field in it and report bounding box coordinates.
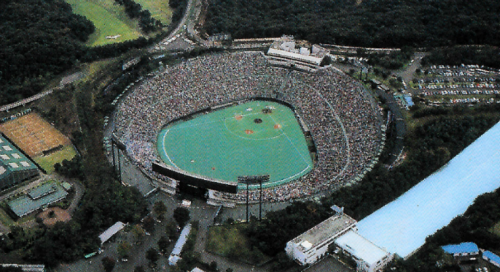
[206,224,270,264]
[0,207,15,226]
[64,0,142,46]
[135,0,173,24]
[157,101,313,189]
[490,221,500,237]
[34,145,77,174]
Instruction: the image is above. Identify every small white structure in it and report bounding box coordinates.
[181,199,192,207]
[285,213,357,265]
[334,230,393,272]
[98,221,125,245]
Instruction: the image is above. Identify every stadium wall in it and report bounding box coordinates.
[152,161,238,194]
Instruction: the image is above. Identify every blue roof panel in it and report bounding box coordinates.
[441,242,478,254]
[483,251,500,265]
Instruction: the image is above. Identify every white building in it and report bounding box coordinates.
[168,223,192,266]
[267,35,328,66]
[285,213,357,265]
[285,211,393,272]
[99,221,125,245]
[334,230,393,272]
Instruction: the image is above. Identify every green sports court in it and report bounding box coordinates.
[157,100,314,189]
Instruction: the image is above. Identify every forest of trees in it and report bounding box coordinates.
[114,0,163,33]
[422,45,500,68]
[0,0,95,104]
[0,0,188,105]
[205,0,500,48]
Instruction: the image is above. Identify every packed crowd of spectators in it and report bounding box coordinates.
[113,52,383,202]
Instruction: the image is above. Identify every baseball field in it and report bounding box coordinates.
[157,100,314,189]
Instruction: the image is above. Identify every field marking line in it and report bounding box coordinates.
[160,129,179,169]
[269,115,311,168]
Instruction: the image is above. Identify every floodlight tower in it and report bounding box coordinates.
[238,175,269,222]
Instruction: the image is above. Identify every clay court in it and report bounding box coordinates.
[37,207,71,227]
[0,113,71,157]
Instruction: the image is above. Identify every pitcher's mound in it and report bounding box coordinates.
[274,124,282,129]
[235,115,243,120]
[245,129,254,134]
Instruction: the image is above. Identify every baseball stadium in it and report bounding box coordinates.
[113,52,384,203]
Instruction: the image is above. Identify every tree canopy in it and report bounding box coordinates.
[205,0,500,48]
[0,0,94,104]
[173,207,191,228]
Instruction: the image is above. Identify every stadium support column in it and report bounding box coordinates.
[118,149,122,183]
[259,175,269,221]
[259,180,262,221]
[246,181,249,223]
[111,135,126,183]
[112,141,116,172]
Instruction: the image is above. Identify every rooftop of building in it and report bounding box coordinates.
[483,250,500,265]
[335,230,391,265]
[442,242,479,254]
[7,181,68,217]
[291,213,356,250]
[99,221,125,244]
[0,134,37,179]
[171,223,192,256]
[267,35,328,65]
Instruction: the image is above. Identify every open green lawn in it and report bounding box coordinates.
[157,100,314,190]
[34,145,77,174]
[135,0,173,24]
[206,224,270,264]
[490,221,500,237]
[0,207,15,226]
[64,0,142,46]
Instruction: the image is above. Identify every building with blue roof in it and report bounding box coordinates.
[483,251,500,268]
[442,242,479,255]
[441,242,480,265]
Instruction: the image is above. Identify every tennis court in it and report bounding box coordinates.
[157,100,314,189]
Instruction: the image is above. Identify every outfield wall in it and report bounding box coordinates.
[152,161,238,194]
